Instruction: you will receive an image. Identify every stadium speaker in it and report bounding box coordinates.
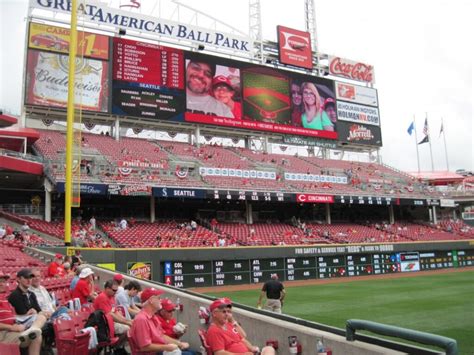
[118,28,126,36]
[265,58,273,64]
[197,44,205,51]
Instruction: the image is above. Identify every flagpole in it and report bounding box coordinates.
[426,112,435,171]
[413,115,421,172]
[441,117,450,171]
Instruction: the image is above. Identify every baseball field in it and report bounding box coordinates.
[205,269,474,354]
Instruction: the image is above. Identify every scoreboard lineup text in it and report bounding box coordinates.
[162,249,473,288]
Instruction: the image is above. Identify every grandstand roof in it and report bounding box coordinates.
[409,171,465,185]
[0,113,18,128]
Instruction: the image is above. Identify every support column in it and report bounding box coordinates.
[428,208,433,222]
[44,180,52,222]
[245,137,251,149]
[150,196,156,223]
[263,136,269,153]
[195,126,201,147]
[432,206,438,224]
[246,201,253,224]
[325,203,331,224]
[45,190,52,222]
[388,204,395,224]
[114,118,120,141]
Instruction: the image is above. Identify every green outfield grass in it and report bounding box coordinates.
[207,270,474,354]
[243,72,289,94]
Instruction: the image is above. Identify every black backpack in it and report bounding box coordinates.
[84,310,111,343]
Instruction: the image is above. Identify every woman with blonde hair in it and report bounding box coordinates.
[301,82,334,131]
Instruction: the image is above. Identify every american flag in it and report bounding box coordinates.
[422,118,429,136]
[418,118,430,145]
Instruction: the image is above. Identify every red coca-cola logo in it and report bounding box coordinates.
[329,57,374,83]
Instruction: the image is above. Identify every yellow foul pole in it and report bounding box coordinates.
[65,0,78,245]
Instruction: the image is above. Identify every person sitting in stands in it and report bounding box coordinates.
[47,254,64,278]
[130,288,191,355]
[115,281,141,319]
[206,298,275,355]
[71,267,96,305]
[0,271,46,355]
[93,280,132,345]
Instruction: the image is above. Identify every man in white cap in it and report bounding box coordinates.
[71,267,96,305]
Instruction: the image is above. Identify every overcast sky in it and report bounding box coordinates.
[1,0,472,173]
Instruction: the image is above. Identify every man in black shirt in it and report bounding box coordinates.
[257,274,285,314]
[8,269,50,319]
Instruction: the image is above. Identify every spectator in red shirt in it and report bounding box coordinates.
[93,280,132,344]
[0,271,46,355]
[130,288,190,355]
[156,299,185,339]
[206,298,275,355]
[47,254,64,278]
[71,267,96,305]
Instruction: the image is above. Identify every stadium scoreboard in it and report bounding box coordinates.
[162,252,401,288]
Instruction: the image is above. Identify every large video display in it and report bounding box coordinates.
[24,22,382,145]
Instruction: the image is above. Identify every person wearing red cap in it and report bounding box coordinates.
[47,254,64,278]
[130,288,190,355]
[93,279,132,346]
[212,75,241,119]
[185,60,233,118]
[323,98,337,129]
[206,298,275,355]
[113,274,125,294]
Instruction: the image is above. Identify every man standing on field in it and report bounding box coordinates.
[257,274,285,313]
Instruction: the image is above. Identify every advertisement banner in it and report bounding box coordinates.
[336,101,380,126]
[26,50,109,112]
[337,121,382,146]
[335,82,378,107]
[153,187,207,199]
[30,0,252,54]
[108,184,152,196]
[56,182,107,195]
[328,56,375,84]
[296,194,334,203]
[127,262,152,280]
[29,22,109,60]
[283,136,337,148]
[277,26,313,70]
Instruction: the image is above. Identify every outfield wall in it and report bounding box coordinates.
[43,240,474,288]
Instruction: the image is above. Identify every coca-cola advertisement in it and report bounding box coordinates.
[277,26,313,70]
[25,50,109,112]
[337,121,382,146]
[328,56,375,84]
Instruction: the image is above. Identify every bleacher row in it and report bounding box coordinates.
[33,129,430,197]
[3,212,473,248]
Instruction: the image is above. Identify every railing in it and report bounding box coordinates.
[346,319,458,355]
[0,148,44,163]
[0,204,44,216]
[462,211,474,220]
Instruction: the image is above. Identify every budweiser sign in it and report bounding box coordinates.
[328,56,374,84]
